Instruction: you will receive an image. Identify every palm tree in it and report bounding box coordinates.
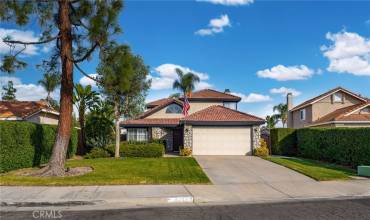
[172,68,200,96]
[265,115,278,129]
[73,84,99,149]
[38,73,61,103]
[273,103,288,128]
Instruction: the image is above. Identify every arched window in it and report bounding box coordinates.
[165,104,182,114]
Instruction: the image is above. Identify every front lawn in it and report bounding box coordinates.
[0,158,210,186]
[264,156,356,181]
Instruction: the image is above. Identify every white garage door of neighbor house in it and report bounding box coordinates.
[192,126,252,155]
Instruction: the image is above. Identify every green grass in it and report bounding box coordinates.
[0,158,210,186]
[263,156,356,181]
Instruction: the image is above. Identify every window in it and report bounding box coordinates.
[165,104,182,114]
[127,128,148,142]
[333,93,343,103]
[300,109,306,121]
[223,102,237,110]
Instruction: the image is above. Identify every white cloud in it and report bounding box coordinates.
[232,92,271,103]
[79,74,98,87]
[270,87,301,97]
[321,31,370,76]
[150,64,212,90]
[256,64,315,81]
[195,14,231,36]
[0,28,40,56]
[0,76,59,101]
[197,0,254,6]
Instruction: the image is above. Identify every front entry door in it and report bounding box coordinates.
[172,128,183,152]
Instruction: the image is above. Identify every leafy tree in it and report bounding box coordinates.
[1,80,17,101]
[85,99,115,149]
[38,73,61,103]
[97,43,150,158]
[265,115,278,129]
[172,68,200,96]
[0,0,123,176]
[73,83,99,150]
[273,103,288,128]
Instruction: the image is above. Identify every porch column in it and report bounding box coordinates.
[183,124,193,149]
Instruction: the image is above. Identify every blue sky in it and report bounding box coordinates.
[1,0,370,118]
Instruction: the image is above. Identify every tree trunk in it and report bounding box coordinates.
[114,99,121,158]
[79,105,86,152]
[41,0,73,176]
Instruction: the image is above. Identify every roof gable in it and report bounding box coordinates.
[139,98,183,119]
[291,87,367,111]
[183,89,241,102]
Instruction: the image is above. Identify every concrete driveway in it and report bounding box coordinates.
[194,156,314,185]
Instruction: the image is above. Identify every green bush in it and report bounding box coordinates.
[84,147,111,159]
[0,121,78,173]
[297,128,370,168]
[105,141,164,158]
[270,128,297,156]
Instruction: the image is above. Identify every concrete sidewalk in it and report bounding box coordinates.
[1,180,370,210]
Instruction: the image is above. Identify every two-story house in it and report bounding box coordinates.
[122,89,265,155]
[287,87,370,128]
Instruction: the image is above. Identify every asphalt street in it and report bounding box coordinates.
[1,198,370,220]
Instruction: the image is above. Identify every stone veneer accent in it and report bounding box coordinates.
[251,125,261,154]
[151,127,173,151]
[183,124,192,149]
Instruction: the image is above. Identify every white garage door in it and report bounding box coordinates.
[192,126,252,155]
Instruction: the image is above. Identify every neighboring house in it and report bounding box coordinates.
[122,89,265,155]
[0,101,59,125]
[287,87,370,128]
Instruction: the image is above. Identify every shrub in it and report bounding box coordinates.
[0,121,78,173]
[84,147,111,159]
[180,147,192,156]
[254,139,269,157]
[105,141,164,158]
[270,128,297,156]
[297,128,370,168]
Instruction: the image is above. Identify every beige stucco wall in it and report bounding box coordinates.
[312,92,362,121]
[188,101,222,114]
[26,112,59,125]
[291,105,313,128]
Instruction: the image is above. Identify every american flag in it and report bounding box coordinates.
[182,95,190,116]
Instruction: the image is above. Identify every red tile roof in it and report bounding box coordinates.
[146,98,172,108]
[291,87,367,111]
[0,101,56,119]
[138,98,183,119]
[182,105,264,124]
[122,118,180,127]
[184,89,241,101]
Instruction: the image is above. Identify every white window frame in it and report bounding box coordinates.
[223,102,237,110]
[333,93,343,103]
[127,128,148,142]
[300,109,306,121]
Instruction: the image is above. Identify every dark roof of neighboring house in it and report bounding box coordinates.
[291,87,367,112]
[138,98,183,119]
[122,118,180,127]
[183,89,241,102]
[0,101,58,119]
[313,100,370,124]
[181,105,265,125]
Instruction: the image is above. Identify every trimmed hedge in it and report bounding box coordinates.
[0,121,78,173]
[270,128,297,156]
[84,147,111,159]
[297,128,370,168]
[105,141,165,158]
